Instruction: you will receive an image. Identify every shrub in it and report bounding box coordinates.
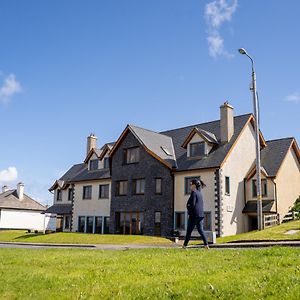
[290,196,300,219]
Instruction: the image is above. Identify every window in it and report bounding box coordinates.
[86,217,94,233]
[64,216,71,229]
[190,142,205,157]
[155,178,162,194]
[103,157,110,169]
[133,179,145,195]
[78,216,85,232]
[252,179,268,197]
[83,185,92,199]
[56,189,62,201]
[89,159,98,171]
[175,212,185,230]
[95,216,103,234]
[116,181,128,196]
[204,212,212,231]
[99,184,109,199]
[124,147,140,164]
[184,176,200,195]
[104,217,110,234]
[225,176,230,195]
[68,188,74,201]
[154,212,161,236]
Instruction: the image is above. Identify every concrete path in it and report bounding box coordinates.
[0,240,300,250]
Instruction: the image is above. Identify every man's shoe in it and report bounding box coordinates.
[204,245,210,250]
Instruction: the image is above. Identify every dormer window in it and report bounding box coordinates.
[89,159,98,171]
[104,157,110,169]
[190,142,205,157]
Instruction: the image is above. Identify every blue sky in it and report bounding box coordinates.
[0,0,299,205]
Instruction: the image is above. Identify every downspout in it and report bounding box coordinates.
[70,184,75,232]
[271,178,278,223]
[215,168,221,237]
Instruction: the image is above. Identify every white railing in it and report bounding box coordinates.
[264,214,279,228]
[282,211,299,222]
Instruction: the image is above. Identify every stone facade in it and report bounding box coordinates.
[110,131,174,236]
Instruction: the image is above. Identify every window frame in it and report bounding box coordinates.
[82,185,92,200]
[133,178,145,195]
[103,157,110,169]
[68,188,73,201]
[124,147,140,164]
[174,211,185,230]
[155,178,162,195]
[225,176,230,196]
[99,184,109,199]
[189,142,205,157]
[116,180,128,196]
[252,179,268,198]
[89,159,99,171]
[56,189,62,201]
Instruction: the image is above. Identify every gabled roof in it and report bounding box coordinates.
[0,190,46,211]
[182,127,218,148]
[49,163,85,191]
[260,137,299,177]
[84,148,103,164]
[69,168,110,183]
[162,114,257,171]
[109,125,177,169]
[99,143,114,160]
[243,200,275,214]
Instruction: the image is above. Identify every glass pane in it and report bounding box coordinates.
[104,217,110,234]
[95,217,102,234]
[86,217,94,233]
[78,217,85,233]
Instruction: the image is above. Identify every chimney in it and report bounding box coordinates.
[2,185,9,193]
[17,182,24,200]
[220,102,234,143]
[86,133,97,156]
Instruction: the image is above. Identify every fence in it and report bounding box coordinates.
[264,214,279,228]
[282,211,299,222]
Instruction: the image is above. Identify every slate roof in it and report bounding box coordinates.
[243,200,275,213]
[261,138,295,177]
[161,114,253,171]
[128,125,177,168]
[45,204,72,215]
[60,163,86,181]
[0,190,46,211]
[70,168,111,182]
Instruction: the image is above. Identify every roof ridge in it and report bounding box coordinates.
[160,113,252,133]
[266,137,294,143]
[129,124,173,140]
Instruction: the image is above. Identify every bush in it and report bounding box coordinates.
[290,196,300,219]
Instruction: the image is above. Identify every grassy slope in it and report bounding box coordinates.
[0,220,299,245]
[217,220,300,244]
[0,247,299,299]
[0,231,173,245]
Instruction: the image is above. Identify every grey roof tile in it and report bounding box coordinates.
[45,204,72,214]
[243,200,275,213]
[161,114,252,171]
[0,190,46,211]
[261,138,294,177]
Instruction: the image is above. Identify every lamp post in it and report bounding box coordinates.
[238,48,263,230]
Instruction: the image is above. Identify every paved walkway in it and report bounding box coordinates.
[0,240,300,250]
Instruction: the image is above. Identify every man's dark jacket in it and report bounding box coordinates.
[186,189,204,218]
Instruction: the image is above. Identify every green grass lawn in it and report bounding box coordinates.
[0,220,299,246]
[217,220,300,244]
[0,247,299,299]
[0,230,173,245]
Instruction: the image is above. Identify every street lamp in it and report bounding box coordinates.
[238,48,263,231]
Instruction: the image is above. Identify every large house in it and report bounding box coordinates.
[0,182,46,230]
[47,102,300,237]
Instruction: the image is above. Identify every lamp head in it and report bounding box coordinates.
[238,48,247,55]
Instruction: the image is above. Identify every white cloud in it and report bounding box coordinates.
[284,92,300,103]
[0,167,18,183]
[0,74,22,104]
[204,0,238,58]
